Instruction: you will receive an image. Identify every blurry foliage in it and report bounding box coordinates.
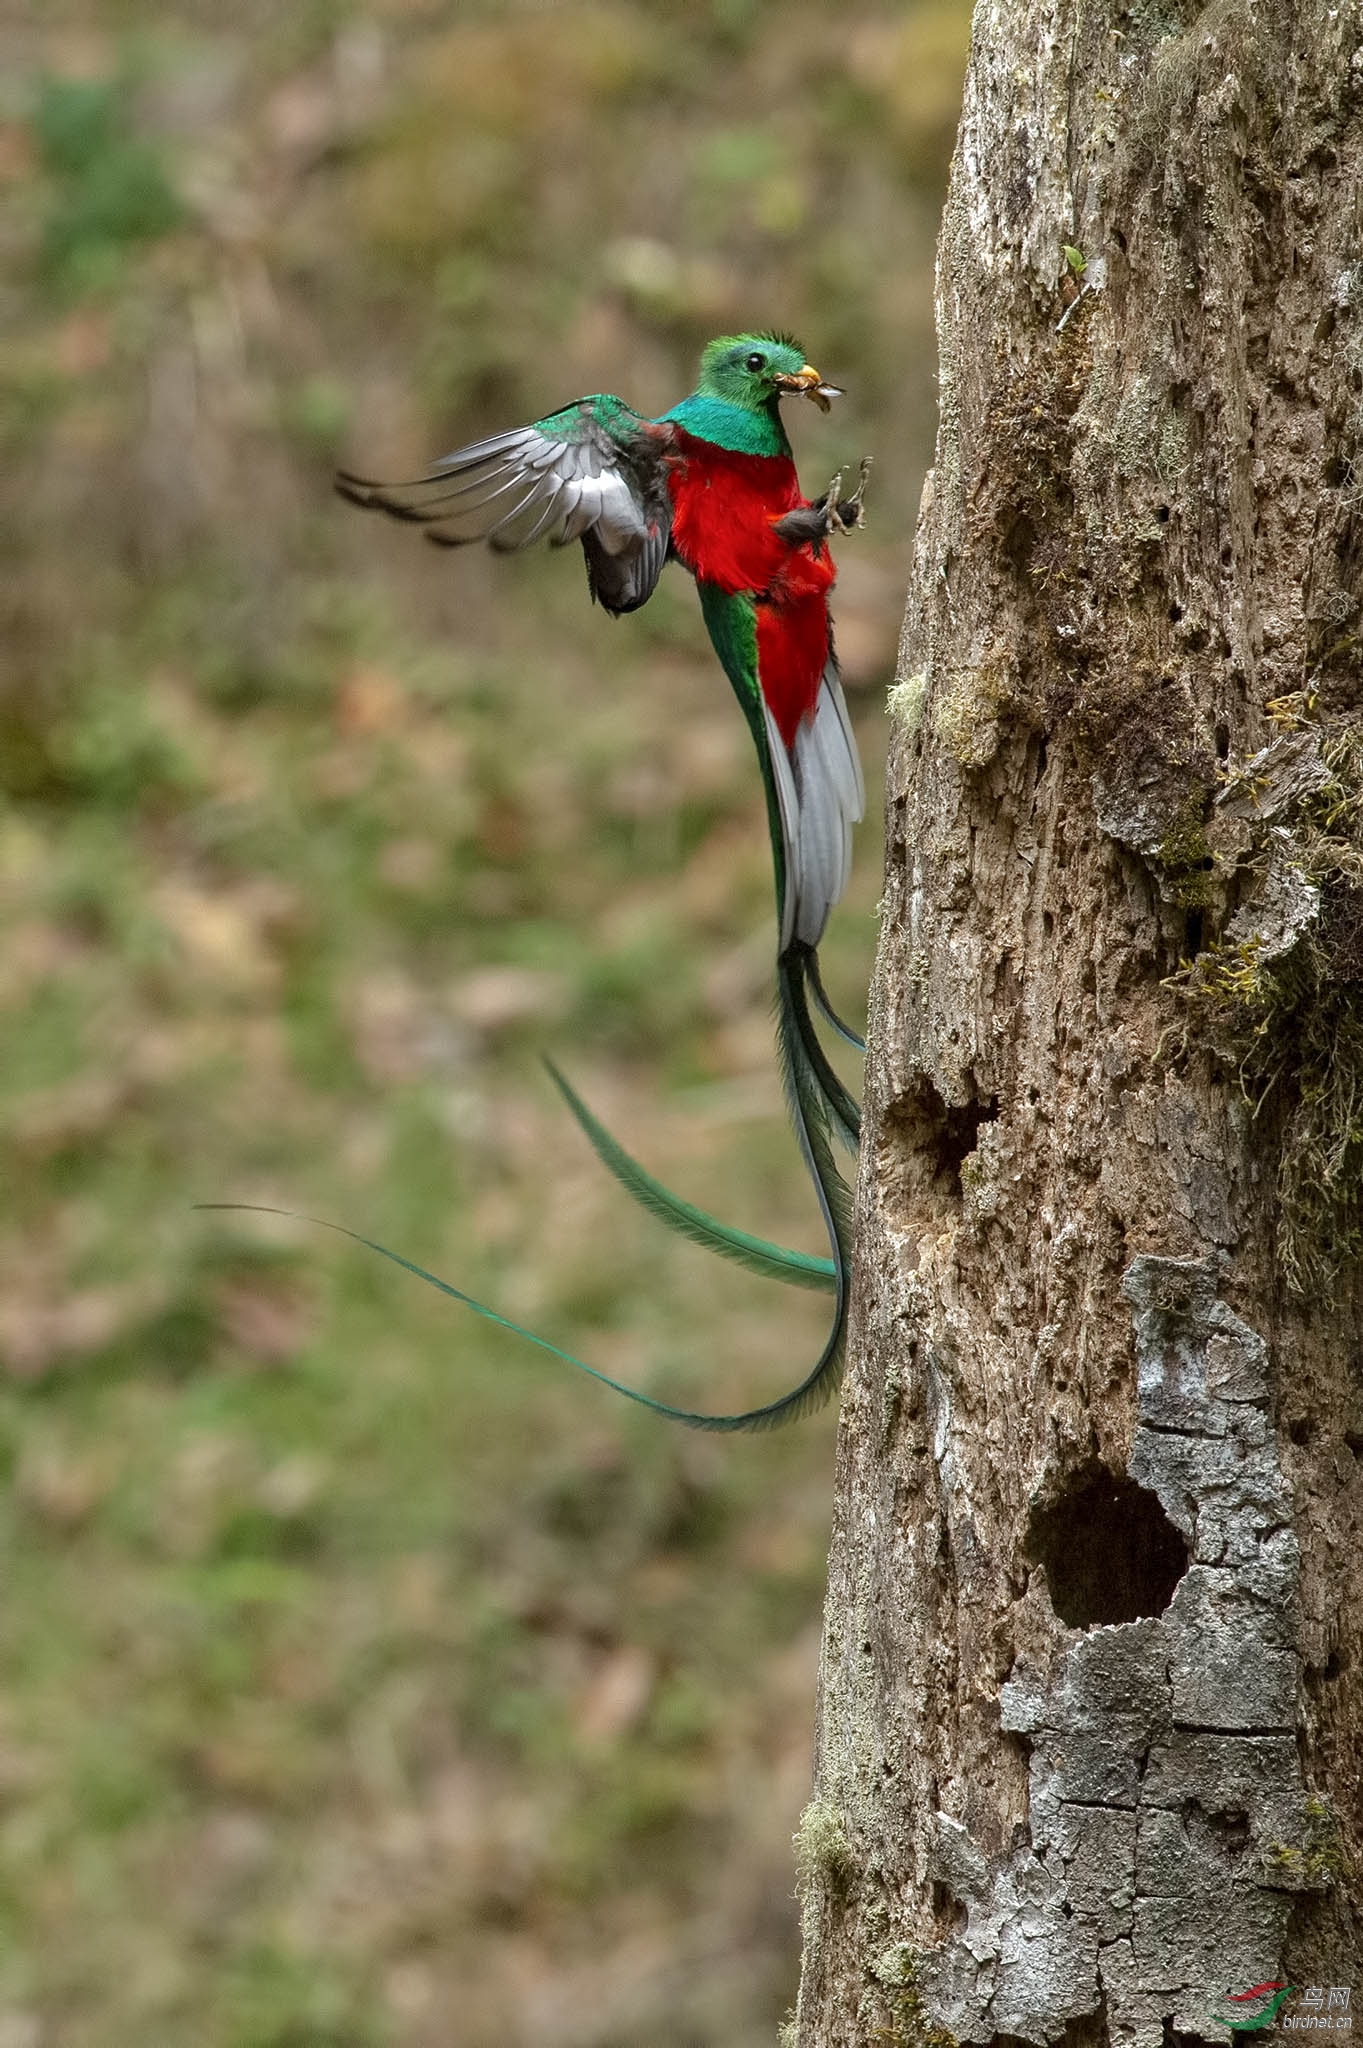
[34,72,182,295]
[0,2,968,2044]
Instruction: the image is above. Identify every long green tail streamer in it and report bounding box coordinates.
[806,949,865,1053]
[542,1058,836,1294]
[196,1197,844,1432]
[785,943,861,1153]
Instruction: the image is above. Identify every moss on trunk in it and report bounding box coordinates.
[796,2,1363,2040]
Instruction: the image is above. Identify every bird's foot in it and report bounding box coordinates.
[773,458,874,550]
[826,455,872,534]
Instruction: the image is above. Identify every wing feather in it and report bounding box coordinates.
[338,397,674,617]
[488,477,570,553]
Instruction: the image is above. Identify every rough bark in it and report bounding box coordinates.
[795,3,1363,2043]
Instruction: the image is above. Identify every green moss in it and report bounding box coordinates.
[931,657,1015,770]
[793,1796,854,1894]
[1158,818,1210,869]
[888,672,928,736]
[866,1946,958,2048]
[1164,871,1215,909]
[1165,718,1363,1290]
[1263,1795,1343,1889]
[1155,807,1217,907]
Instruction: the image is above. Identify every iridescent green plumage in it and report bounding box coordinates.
[199,1189,842,1433]
[244,333,873,1430]
[544,1059,836,1295]
[695,581,862,1154]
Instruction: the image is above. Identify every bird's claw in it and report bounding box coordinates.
[818,456,872,535]
[772,459,874,550]
[826,455,872,534]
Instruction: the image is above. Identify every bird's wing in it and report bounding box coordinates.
[764,651,865,953]
[336,395,674,615]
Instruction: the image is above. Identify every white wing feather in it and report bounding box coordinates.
[337,403,671,612]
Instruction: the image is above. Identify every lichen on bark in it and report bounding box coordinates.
[918,1256,1312,2048]
[795,2,1363,2042]
[1165,716,1363,1290]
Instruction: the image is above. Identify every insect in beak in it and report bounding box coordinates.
[774,364,844,413]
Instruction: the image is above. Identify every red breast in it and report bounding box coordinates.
[667,431,836,748]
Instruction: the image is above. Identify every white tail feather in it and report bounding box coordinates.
[764,656,865,951]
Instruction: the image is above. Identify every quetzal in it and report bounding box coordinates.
[330,334,869,1427]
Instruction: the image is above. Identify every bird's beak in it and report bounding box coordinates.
[774,364,843,413]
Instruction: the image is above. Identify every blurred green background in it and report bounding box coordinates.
[0,4,968,2043]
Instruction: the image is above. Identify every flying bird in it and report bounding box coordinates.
[331,333,870,1426]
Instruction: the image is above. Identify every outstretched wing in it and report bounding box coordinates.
[763,650,865,952]
[336,395,675,616]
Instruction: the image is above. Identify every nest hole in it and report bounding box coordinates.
[1027,1466,1188,1629]
[880,1078,1001,1219]
[936,1095,1000,1190]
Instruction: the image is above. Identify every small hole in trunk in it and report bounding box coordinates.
[1027,1465,1188,1627]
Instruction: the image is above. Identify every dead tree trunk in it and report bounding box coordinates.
[794,3,1363,2041]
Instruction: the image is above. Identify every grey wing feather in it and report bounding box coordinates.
[337,399,674,617]
[581,503,669,614]
[765,654,865,953]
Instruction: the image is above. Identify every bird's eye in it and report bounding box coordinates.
[745,352,766,372]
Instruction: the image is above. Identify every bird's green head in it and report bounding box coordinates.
[696,333,842,414]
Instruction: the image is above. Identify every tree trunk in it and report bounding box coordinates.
[794,3,1363,2041]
